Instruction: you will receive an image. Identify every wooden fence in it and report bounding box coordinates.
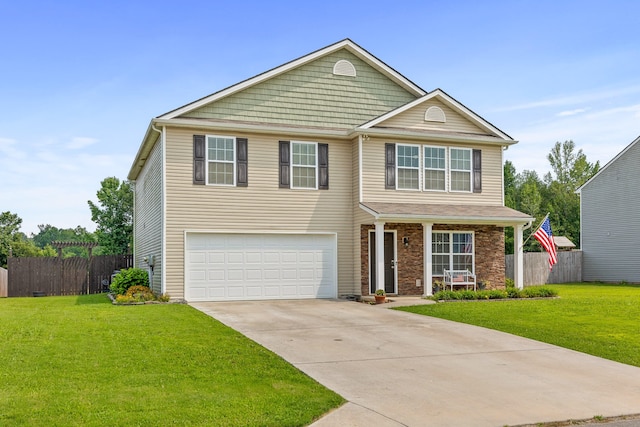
[7,255,133,297]
[505,251,582,286]
[0,267,7,297]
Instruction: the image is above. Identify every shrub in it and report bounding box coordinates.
[125,285,155,301]
[521,286,558,298]
[110,268,149,295]
[506,287,521,298]
[505,278,515,289]
[458,290,476,300]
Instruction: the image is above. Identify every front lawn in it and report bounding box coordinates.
[398,283,640,367]
[0,294,343,426]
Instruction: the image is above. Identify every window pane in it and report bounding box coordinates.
[292,166,316,188]
[397,168,419,189]
[397,145,419,168]
[450,149,471,171]
[451,171,471,191]
[208,162,234,185]
[453,254,473,271]
[424,170,445,191]
[453,233,473,254]
[424,147,445,169]
[432,255,448,276]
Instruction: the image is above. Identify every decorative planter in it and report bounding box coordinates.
[374,295,386,304]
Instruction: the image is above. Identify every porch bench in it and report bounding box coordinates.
[444,269,476,291]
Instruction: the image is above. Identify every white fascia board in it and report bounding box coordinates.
[351,126,517,146]
[361,89,514,142]
[128,122,160,180]
[160,39,425,120]
[152,118,352,139]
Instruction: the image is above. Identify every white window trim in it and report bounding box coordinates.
[291,140,318,190]
[206,135,236,187]
[431,230,475,276]
[396,143,421,191]
[423,145,447,192]
[449,147,473,193]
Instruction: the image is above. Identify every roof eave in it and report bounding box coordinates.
[359,203,533,226]
[351,127,517,146]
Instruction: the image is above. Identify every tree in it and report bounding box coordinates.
[0,211,23,267]
[88,177,133,255]
[544,140,599,247]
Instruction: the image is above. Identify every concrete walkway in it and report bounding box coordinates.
[191,299,640,427]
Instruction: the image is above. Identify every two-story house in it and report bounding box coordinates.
[128,39,532,302]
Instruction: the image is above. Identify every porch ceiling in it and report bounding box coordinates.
[360,202,533,226]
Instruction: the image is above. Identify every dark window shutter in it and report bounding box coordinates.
[279,141,290,188]
[236,138,248,187]
[385,143,396,189]
[193,135,206,185]
[473,149,482,193]
[318,143,329,190]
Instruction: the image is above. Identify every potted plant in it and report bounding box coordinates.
[374,289,386,304]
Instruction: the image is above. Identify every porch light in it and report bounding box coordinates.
[403,237,409,247]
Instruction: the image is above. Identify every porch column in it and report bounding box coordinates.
[514,224,524,290]
[423,222,433,296]
[375,221,385,292]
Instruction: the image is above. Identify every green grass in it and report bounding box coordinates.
[0,294,343,426]
[398,283,640,367]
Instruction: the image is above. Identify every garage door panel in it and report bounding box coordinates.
[185,233,337,301]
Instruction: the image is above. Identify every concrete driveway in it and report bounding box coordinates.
[191,299,640,427]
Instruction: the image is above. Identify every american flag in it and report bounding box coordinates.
[533,216,557,270]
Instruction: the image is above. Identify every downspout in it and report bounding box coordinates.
[150,123,165,295]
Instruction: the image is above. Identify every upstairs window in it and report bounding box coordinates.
[193,135,247,187]
[396,144,420,190]
[424,146,446,191]
[450,148,472,192]
[207,136,235,186]
[292,141,317,189]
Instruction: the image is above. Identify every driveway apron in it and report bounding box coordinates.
[191,299,640,427]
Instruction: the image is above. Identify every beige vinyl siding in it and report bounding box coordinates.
[164,127,356,298]
[181,50,416,129]
[362,138,503,205]
[377,98,489,134]
[133,136,163,294]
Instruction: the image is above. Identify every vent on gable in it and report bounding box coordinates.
[425,106,446,123]
[333,59,356,77]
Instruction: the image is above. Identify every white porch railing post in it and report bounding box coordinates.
[514,224,524,290]
[423,222,433,296]
[375,221,385,292]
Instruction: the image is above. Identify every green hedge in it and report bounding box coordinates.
[431,286,557,301]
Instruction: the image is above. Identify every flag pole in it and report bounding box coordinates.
[521,212,549,248]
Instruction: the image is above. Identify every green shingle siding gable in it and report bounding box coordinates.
[181,50,417,128]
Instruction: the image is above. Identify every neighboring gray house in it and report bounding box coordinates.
[577,136,640,283]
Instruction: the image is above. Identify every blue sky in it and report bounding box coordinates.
[2,1,639,235]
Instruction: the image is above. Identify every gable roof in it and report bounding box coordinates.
[358,88,514,142]
[577,135,640,192]
[159,39,426,120]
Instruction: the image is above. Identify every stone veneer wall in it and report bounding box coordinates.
[361,223,505,296]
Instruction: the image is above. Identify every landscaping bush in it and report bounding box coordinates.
[430,286,557,301]
[521,286,558,298]
[110,268,149,295]
[505,278,515,289]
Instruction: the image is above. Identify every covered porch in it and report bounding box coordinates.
[359,202,533,296]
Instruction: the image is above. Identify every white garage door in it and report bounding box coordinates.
[185,233,337,302]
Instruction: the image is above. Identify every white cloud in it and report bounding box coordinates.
[66,137,98,150]
[557,108,587,117]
